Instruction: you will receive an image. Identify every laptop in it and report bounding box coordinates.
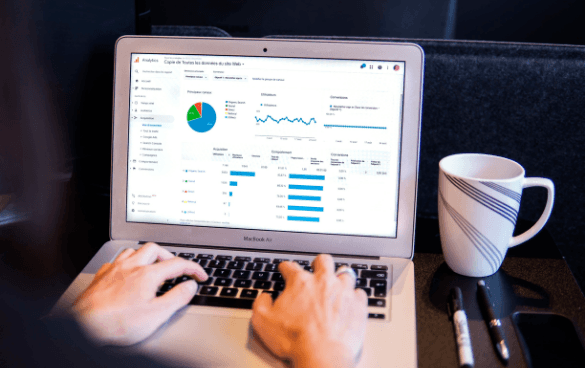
[53,36,424,367]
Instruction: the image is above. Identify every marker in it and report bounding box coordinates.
[477,280,510,364]
[448,287,474,368]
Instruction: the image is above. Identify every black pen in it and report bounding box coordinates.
[448,287,474,368]
[477,280,509,364]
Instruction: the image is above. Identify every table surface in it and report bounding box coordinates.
[413,217,585,368]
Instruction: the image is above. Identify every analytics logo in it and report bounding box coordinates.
[134,57,139,63]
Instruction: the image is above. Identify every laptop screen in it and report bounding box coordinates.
[126,53,405,238]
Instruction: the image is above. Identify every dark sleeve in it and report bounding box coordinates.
[0,303,177,368]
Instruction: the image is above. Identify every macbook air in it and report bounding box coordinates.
[53,36,424,367]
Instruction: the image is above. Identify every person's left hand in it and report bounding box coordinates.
[71,242,208,346]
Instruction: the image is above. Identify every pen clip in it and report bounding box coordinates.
[447,299,453,319]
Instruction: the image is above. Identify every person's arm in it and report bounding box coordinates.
[70,242,208,346]
[251,255,368,368]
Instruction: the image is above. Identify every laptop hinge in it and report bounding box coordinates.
[138,241,381,260]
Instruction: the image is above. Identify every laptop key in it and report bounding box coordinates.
[374,288,387,298]
[294,260,309,266]
[159,283,174,292]
[199,286,219,296]
[368,298,386,308]
[234,279,252,288]
[240,289,259,299]
[227,261,245,270]
[368,314,386,319]
[335,262,349,270]
[264,264,278,272]
[370,265,388,270]
[351,263,368,269]
[263,291,280,300]
[271,273,283,282]
[273,281,285,291]
[272,258,289,264]
[175,275,192,284]
[356,278,367,288]
[370,279,387,289]
[252,272,270,280]
[190,295,254,309]
[178,253,194,259]
[214,278,233,287]
[193,259,208,267]
[235,256,252,262]
[246,262,263,271]
[254,257,271,263]
[208,260,226,268]
[233,270,251,279]
[253,280,272,289]
[213,269,232,278]
[216,255,232,261]
[220,288,239,297]
[199,277,214,286]
[197,254,214,259]
[361,270,388,279]
[204,267,213,275]
[304,266,313,272]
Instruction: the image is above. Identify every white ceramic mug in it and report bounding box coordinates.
[438,153,555,277]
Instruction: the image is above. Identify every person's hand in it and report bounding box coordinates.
[70,242,208,346]
[251,254,368,368]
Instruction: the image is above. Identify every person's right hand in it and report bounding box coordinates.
[251,255,368,368]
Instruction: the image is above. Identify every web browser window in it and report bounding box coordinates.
[126,53,405,237]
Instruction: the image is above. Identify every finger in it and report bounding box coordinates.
[252,292,274,316]
[336,266,357,289]
[251,293,274,332]
[251,293,286,358]
[147,257,208,285]
[126,242,174,266]
[152,279,198,317]
[312,254,335,277]
[113,248,135,263]
[278,261,304,283]
[354,287,369,305]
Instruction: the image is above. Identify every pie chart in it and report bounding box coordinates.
[187,102,216,133]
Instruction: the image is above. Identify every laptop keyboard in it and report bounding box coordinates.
[156,252,389,320]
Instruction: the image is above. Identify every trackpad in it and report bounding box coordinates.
[136,310,285,368]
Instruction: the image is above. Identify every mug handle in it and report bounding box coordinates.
[509,178,555,248]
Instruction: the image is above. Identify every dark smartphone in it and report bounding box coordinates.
[512,312,585,368]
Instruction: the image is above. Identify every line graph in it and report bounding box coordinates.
[255,115,317,126]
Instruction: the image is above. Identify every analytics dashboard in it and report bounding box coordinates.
[126,53,405,237]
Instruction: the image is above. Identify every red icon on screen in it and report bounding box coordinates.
[394,65,400,71]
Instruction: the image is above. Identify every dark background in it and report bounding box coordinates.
[1,0,584,310]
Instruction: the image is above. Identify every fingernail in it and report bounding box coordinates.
[185,280,198,294]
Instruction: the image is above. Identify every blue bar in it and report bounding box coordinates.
[289,174,325,180]
[229,192,232,196]
[230,171,256,177]
[288,195,321,201]
[289,184,323,191]
[287,216,320,222]
[230,181,237,186]
[288,206,324,212]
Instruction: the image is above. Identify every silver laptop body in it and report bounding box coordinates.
[54,36,424,367]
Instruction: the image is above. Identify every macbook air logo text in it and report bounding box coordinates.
[244,236,272,242]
